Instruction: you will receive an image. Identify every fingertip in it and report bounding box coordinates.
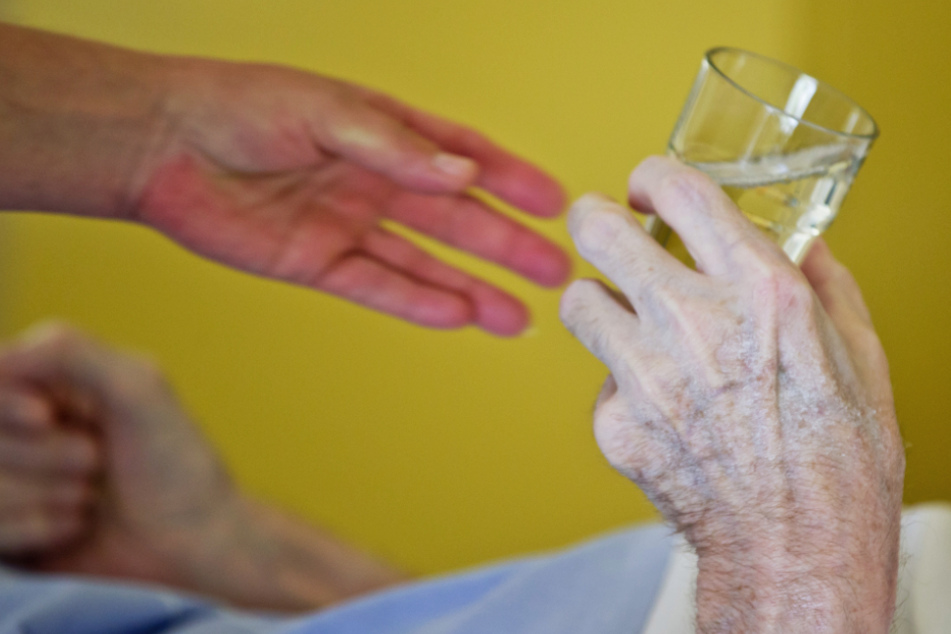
[626,155,684,213]
[409,292,474,330]
[480,162,568,217]
[568,192,617,223]
[470,286,530,337]
[535,247,573,287]
[523,176,569,218]
[567,193,631,257]
[514,239,574,288]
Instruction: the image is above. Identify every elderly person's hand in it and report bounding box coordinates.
[0,23,570,336]
[0,323,404,610]
[560,157,905,633]
[0,382,99,556]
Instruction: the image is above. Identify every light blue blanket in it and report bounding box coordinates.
[0,523,671,634]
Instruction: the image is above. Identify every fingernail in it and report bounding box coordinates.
[432,153,477,179]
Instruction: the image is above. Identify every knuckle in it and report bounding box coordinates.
[126,353,164,382]
[755,266,815,315]
[646,275,684,309]
[25,320,86,354]
[558,280,589,324]
[321,81,362,113]
[558,279,606,334]
[631,155,677,184]
[114,352,170,398]
[640,154,672,170]
[572,207,627,260]
[593,408,641,468]
[657,169,718,205]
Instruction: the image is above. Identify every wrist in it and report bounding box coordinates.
[691,524,900,633]
[173,494,405,611]
[0,23,174,219]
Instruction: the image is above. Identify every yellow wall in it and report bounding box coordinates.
[794,0,951,504]
[1,0,947,575]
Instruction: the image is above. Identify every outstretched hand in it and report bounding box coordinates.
[560,157,904,632]
[135,61,571,336]
[0,24,571,336]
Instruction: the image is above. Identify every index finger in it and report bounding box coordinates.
[628,156,778,276]
[363,91,567,217]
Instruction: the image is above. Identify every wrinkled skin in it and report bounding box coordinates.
[560,157,904,633]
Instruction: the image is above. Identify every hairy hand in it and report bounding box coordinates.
[560,157,904,632]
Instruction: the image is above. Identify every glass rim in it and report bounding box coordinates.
[705,46,879,142]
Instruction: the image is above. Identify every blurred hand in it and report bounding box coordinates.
[0,385,99,556]
[1,24,570,336]
[560,157,904,632]
[134,63,572,336]
[0,323,236,587]
[139,61,569,335]
[0,323,402,609]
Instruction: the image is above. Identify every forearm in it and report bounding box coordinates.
[181,495,408,612]
[0,22,169,217]
[692,521,900,632]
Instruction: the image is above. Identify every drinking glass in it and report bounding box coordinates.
[647,47,878,265]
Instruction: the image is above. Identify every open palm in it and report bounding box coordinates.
[134,64,570,335]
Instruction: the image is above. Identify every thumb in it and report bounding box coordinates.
[0,322,112,396]
[315,99,478,193]
[0,322,169,432]
[0,323,231,511]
